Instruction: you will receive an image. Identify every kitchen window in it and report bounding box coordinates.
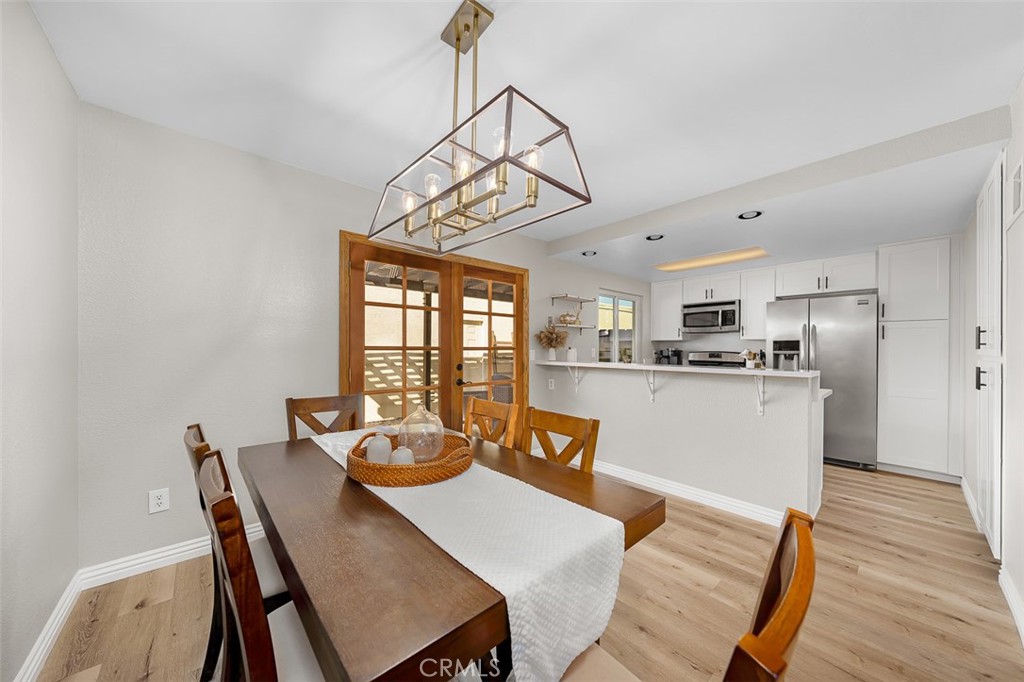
[598,293,638,363]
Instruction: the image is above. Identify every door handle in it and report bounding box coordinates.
[741,325,745,337]
[976,366,987,390]
[705,288,708,300]
[976,326,987,349]
[711,288,714,299]
[456,378,466,386]
[817,276,821,290]
[825,276,829,289]
[881,324,885,340]
[881,303,885,319]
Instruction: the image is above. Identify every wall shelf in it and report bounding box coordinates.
[550,294,596,305]
[549,293,596,335]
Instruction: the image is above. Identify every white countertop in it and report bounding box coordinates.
[534,360,821,379]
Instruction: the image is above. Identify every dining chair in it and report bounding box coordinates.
[183,424,291,682]
[520,407,601,474]
[723,508,817,682]
[562,643,639,681]
[285,394,364,441]
[198,451,324,681]
[463,396,519,448]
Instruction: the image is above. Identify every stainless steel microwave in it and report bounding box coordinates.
[682,300,741,334]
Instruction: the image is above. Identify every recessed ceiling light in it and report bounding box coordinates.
[655,246,769,272]
[738,210,763,220]
[645,234,665,241]
[581,250,597,257]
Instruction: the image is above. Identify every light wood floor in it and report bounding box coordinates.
[40,465,1024,681]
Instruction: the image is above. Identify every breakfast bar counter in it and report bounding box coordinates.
[533,360,829,521]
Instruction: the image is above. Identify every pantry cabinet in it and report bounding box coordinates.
[651,280,683,340]
[739,268,776,340]
[878,237,949,321]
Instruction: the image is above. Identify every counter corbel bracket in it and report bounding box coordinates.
[565,365,583,394]
[641,368,656,403]
[754,376,765,416]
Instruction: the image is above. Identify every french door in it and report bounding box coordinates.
[341,233,528,430]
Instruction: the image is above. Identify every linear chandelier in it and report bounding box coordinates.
[368,0,591,255]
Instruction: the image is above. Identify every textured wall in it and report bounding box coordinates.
[0,2,80,678]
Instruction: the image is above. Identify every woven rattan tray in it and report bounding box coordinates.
[347,431,472,487]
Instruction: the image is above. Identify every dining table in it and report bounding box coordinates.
[238,434,667,681]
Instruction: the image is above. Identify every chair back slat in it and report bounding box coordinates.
[183,423,210,474]
[463,397,519,448]
[724,508,816,682]
[286,394,364,441]
[521,408,600,473]
[198,452,277,681]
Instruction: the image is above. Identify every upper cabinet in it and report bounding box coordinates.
[739,268,776,340]
[651,280,683,340]
[682,273,741,304]
[878,238,950,321]
[776,253,877,297]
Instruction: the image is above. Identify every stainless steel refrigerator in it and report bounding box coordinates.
[766,293,878,468]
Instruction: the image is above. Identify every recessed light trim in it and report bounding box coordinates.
[655,246,769,272]
[738,210,763,220]
[581,250,597,257]
[645,234,665,241]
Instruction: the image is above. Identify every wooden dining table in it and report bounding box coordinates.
[238,435,666,681]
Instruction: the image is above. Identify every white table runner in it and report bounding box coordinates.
[312,429,625,682]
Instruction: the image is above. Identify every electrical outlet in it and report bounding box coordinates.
[548,379,555,390]
[149,488,170,514]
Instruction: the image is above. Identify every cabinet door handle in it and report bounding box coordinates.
[825,276,829,289]
[678,327,681,338]
[705,288,708,300]
[881,324,885,340]
[976,366,987,390]
[881,303,885,319]
[817,276,821,290]
[976,326,987,349]
[711,288,714,299]
[741,325,745,336]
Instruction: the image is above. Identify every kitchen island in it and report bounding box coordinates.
[533,360,830,521]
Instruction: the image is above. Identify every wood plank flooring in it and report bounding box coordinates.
[39,465,1024,681]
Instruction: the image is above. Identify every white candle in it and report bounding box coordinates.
[390,447,415,465]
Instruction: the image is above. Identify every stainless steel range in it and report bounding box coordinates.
[686,351,746,367]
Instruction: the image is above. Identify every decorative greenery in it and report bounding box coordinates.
[535,324,569,350]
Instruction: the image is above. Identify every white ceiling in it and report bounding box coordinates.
[30,1,1024,278]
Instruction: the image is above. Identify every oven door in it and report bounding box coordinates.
[682,306,723,333]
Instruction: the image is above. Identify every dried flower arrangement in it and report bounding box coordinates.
[535,324,569,350]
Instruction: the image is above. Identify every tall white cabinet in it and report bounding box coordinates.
[877,237,952,474]
[651,280,683,341]
[739,268,776,340]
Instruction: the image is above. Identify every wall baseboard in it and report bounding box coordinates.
[876,462,962,485]
[590,460,784,526]
[999,569,1024,651]
[14,523,264,682]
[961,479,983,533]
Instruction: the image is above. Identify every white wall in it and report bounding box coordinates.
[76,105,650,566]
[1001,73,1024,645]
[0,2,80,678]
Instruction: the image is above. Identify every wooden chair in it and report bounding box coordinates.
[562,643,639,681]
[285,394,364,441]
[198,452,324,681]
[723,508,817,682]
[463,397,519,448]
[521,407,600,474]
[182,424,290,682]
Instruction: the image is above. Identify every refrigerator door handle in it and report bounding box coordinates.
[801,323,809,370]
[809,324,818,371]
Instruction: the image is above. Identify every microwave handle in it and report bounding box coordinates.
[800,323,809,370]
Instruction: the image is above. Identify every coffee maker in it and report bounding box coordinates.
[656,348,683,365]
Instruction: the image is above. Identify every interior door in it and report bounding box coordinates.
[347,241,454,426]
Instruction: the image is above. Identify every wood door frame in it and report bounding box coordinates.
[340,230,529,429]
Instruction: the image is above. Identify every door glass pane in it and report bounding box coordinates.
[464,278,489,312]
[492,281,514,314]
[492,316,514,346]
[407,268,440,307]
[365,393,404,425]
[490,383,514,404]
[365,306,403,346]
[365,261,403,304]
[407,350,439,386]
[408,390,441,416]
[492,350,515,377]
[463,313,490,347]
[406,309,439,346]
[463,351,489,383]
[364,351,404,390]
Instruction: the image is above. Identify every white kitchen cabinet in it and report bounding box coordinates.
[775,261,823,297]
[878,238,950,321]
[822,253,876,292]
[682,278,709,305]
[651,280,683,340]
[682,273,740,303]
[739,268,776,339]
[877,319,950,473]
[708,273,741,302]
